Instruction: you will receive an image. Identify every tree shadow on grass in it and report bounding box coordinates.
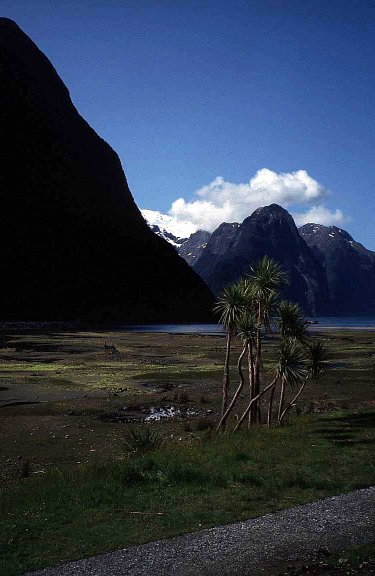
[314,410,375,446]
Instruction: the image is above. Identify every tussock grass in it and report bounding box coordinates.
[1,410,374,576]
[124,429,164,453]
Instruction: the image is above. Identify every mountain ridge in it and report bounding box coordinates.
[144,204,375,316]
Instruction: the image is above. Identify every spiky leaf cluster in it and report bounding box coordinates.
[277,300,307,341]
[247,256,288,300]
[235,309,257,341]
[213,283,247,331]
[306,340,331,380]
[274,338,308,389]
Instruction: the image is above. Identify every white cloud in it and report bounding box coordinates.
[169,169,330,231]
[292,205,348,227]
[142,169,348,234]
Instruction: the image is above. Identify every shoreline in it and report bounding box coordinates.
[0,321,375,334]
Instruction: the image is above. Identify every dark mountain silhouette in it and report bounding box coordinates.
[299,224,375,315]
[0,18,213,322]
[193,205,330,315]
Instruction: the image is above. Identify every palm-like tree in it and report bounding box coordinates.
[214,282,246,414]
[277,300,307,341]
[307,340,330,380]
[277,339,329,424]
[275,338,308,423]
[246,257,287,424]
[247,256,288,300]
[216,310,257,429]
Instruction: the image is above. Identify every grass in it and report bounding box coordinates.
[1,409,374,576]
[0,362,80,372]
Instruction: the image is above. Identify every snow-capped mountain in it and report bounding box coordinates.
[141,209,197,247]
[141,209,211,265]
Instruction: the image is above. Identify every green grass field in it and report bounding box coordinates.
[1,409,374,575]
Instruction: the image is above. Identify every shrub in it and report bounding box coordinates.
[124,428,164,453]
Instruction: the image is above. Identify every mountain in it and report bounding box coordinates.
[193,205,330,315]
[141,209,194,248]
[178,230,212,266]
[299,224,375,315]
[141,210,211,265]
[0,18,213,322]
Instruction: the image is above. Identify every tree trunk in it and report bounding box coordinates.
[267,382,276,427]
[279,380,307,424]
[277,377,286,423]
[252,317,262,424]
[233,377,278,431]
[217,341,248,429]
[221,331,231,415]
[247,338,255,427]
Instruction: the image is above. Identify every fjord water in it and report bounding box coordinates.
[122,317,375,333]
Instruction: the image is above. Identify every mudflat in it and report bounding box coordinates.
[1,328,374,483]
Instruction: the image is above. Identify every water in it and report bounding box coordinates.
[121,323,225,334]
[144,406,198,421]
[306,317,375,329]
[120,317,375,334]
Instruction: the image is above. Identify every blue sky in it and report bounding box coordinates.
[3,0,375,247]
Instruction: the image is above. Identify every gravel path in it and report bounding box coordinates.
[28,487,375,576]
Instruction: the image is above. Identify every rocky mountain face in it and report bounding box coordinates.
[178,230,211,266]
[145,223,187,248]
[141,212,211,266]
[193,205,330,315]
[0,18,213,322]
[299,224,375,315]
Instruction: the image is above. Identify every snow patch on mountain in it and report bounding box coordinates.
[141,209,197,247]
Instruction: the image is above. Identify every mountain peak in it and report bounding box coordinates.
[0,17,19,29]
[246,204,296,226]
[193,204,329,314]
[256,203,290,214]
